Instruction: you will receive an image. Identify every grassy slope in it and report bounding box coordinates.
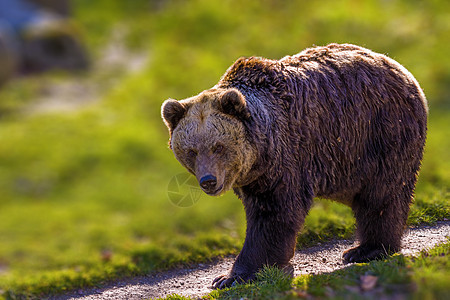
[0,0,449,298]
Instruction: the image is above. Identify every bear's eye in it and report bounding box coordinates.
[187,149,197,159]
[213,144,224,154]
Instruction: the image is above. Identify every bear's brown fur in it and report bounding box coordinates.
[161,43,428,289]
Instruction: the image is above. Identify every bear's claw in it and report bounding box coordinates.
[343,245,390,263]
[212,274,237,289]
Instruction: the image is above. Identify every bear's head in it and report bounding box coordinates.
[161,88,257,196]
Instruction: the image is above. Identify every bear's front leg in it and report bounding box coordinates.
[212,188,310,289]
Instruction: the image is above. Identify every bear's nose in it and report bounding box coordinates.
[199,174,217,191]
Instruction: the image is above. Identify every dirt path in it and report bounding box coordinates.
[56,221,450,300]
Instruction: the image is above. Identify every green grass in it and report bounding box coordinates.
[203,240,450,300]
[0,0,449,298]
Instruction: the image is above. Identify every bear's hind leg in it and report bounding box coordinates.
[343,182,414,263]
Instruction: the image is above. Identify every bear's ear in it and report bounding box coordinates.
[218,88,250,120]
[161,99,188,131]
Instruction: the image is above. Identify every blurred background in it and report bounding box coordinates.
[0,0,88,85]
[0,0,448,297]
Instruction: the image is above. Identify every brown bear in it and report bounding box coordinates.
[161,43,427,289]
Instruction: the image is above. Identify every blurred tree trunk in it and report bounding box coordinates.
[0,24,19,86]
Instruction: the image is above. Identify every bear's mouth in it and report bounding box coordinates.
[203,184,224,196]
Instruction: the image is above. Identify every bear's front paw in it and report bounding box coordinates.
[343,245,390,263]
[212,272,254,289]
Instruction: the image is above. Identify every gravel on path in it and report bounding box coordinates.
[55,221,450,300]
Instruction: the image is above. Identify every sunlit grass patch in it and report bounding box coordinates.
[206,266,293,300]
[200,240,450,300]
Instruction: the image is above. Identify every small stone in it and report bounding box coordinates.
[360,275,378,291]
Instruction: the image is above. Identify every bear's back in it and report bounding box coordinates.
[219,44,427,198]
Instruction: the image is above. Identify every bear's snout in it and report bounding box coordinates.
[199,174,218,193]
